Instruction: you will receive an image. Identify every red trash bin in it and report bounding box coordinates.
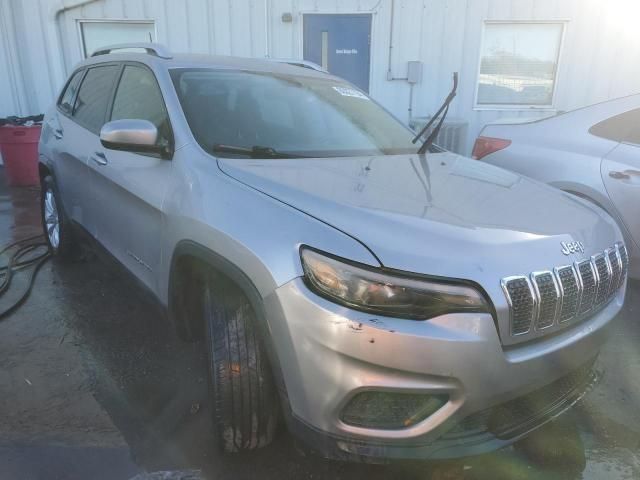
[0,124,42,187]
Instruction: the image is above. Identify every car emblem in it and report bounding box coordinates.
[561,241,585,256]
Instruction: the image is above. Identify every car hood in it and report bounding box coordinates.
[218,152,621,284]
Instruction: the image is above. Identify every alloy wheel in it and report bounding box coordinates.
[44,188,60,250]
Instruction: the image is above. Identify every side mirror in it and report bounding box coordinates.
[100,119,171,158]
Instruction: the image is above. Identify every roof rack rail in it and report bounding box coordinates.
[91,43,172,59]
[269,58,327,73]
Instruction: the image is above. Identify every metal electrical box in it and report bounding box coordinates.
[407,61,423,84]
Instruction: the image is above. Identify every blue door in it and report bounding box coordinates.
[303,14,372,92]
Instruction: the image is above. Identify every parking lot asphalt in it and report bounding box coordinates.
[0,178,638,480]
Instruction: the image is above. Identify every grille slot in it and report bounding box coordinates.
[594,254,610,307]
[502,277,535,335]
[577,260,596,315]
[608,249,622,296]
[531,272,559,329]
[555,266,580,323]
[619,244,629,288]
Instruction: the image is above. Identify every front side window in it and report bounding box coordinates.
[58,70,85,115]
[590,108,640,145]
[110,65,172,148]
[477,22,564,107]
[171,69,417,158]
[73,65,120,134]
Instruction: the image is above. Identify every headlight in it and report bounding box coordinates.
[301,247,490,320]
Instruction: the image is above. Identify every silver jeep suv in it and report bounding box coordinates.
[39,43,629,462]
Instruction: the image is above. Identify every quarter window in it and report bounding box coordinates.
[73,65,120,134]
[58,70,85,115]
[110,65,172,148]
[589,109,640,145]
[477,22,564,107]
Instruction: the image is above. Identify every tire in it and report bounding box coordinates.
[41,175,76,258]
[204,279,279,452]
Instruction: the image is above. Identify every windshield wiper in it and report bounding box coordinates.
[412,72,459,155]
[211,144,301,159]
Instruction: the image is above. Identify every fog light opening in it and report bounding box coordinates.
[341,391,449,430]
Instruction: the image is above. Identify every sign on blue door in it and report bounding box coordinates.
[303,14,372,93]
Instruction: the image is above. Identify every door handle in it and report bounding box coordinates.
[609,171,631,180]
[53,128,64,140]
[91,152,108,166]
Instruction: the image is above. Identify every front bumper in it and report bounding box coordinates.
[263,278,623,461]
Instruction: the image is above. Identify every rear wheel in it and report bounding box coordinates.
[40,175,76,258]
[204,279,279,452]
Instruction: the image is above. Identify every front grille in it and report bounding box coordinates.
[556,266,580,323]
[445,359,598,440]
[502,244,627,341]
[531,272,559,329]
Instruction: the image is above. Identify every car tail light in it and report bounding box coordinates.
[472,136,511,160]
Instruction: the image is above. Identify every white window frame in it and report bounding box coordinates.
[77,19,158,59]
[474,20,568,111]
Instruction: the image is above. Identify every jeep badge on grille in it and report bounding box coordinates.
[561,241,585,256]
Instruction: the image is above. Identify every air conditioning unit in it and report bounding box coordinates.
[409,117,468,155]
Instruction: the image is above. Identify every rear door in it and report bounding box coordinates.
[48,69,86,224]
[88,63,173,291]
[596,109,640,249]
[63,64,121,237]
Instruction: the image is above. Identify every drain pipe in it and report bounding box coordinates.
[50,0,101,77]
[408,83,415,123]
[264,0,271,58]
[386,0,407,81]
[386,0,424,124]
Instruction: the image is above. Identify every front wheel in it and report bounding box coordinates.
[204,280,280,452]
[41,175,76,258]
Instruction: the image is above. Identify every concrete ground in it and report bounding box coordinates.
[0,179,638,480]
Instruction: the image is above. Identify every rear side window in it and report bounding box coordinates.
[58,70,85,115]
[73,65,120,134]
[589,108,640,145]
[110,65,172,147]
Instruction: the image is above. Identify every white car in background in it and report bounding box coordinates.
[474,95,640,279]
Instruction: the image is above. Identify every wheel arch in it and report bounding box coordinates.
[167,240,290,399]
[38,157,53,181]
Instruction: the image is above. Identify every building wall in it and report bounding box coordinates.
[2,0,639,154]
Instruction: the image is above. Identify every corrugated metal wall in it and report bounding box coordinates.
[2,0,639,153]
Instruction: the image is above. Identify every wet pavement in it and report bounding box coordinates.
[0,177,638,480]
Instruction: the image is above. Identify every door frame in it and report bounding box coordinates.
[299,12,375,95]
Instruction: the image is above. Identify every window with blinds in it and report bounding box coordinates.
[477,22,564,107]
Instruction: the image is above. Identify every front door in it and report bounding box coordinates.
[303,14,372,92]
[88,63,173,291]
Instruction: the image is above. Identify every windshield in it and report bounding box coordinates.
[170,68,418,158]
